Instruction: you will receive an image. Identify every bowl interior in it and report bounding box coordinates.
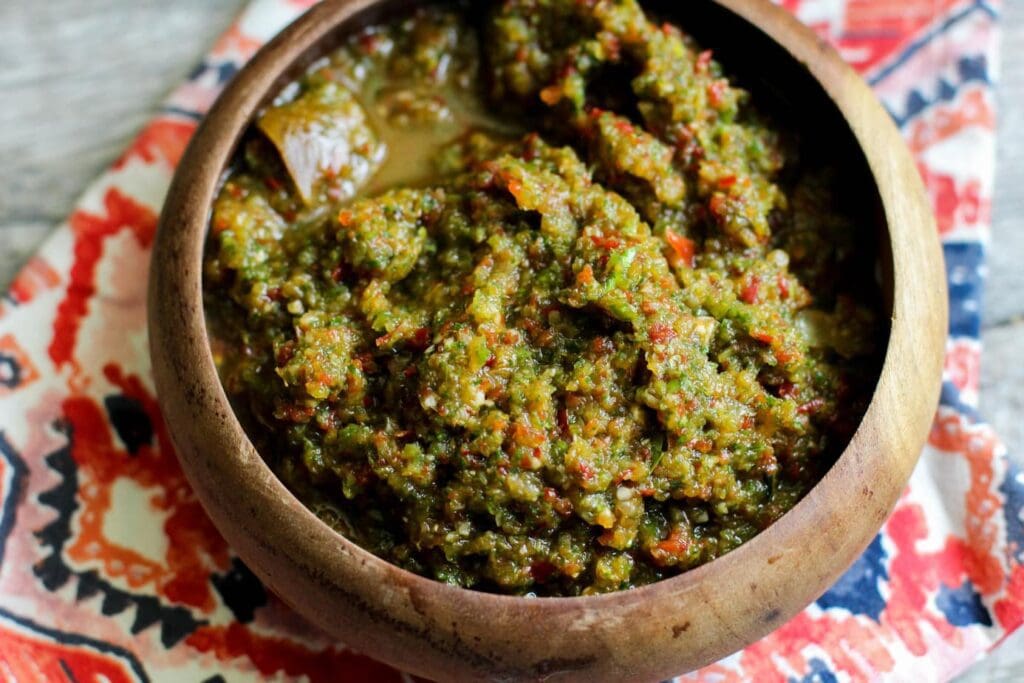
[205,0,894,523]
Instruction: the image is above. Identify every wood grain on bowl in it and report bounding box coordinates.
[148,0,947,680]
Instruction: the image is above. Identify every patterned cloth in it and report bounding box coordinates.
[0,0,1011,680]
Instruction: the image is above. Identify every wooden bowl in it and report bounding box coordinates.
[148,0,947,680]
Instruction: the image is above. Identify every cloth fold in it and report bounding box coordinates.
[0,0,1013,680]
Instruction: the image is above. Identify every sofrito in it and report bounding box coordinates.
[204,0,881,595]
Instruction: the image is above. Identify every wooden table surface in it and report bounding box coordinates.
[1,1,1020,679]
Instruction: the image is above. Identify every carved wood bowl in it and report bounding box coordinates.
[148,0,947,679]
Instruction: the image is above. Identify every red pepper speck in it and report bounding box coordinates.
[696,50,713,73]
[740,276,761,304]
[665,229,696,267]
[777,274,790,299]
[648,323,676,343]
[708,80,727,107]
[590,233,622,250]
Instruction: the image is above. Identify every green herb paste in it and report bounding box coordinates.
[205,1,882,595]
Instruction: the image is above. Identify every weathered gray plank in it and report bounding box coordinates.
[977,0,1024,490]
[0,0,246,230]
[987,0,1024,327]
[981,319,1024,459]
[0,222,52,286]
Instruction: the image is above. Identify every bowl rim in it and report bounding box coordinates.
[148,0,948,676]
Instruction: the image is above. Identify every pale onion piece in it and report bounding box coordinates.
[258,82,382,204]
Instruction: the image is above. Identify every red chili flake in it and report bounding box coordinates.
[718,175,737,189]
[212,217,229,233]
[776,347,798,364]
[228,184,244,199]
[279,404,314,423]
[577,264,596,286]
[614,119,635,135]
[577,462,595,481]
[591,337,614,355]
[338,209,354,227]
[409,326,431,351]
[798,398,826,415]
[613,468,635,484]
[696,49,713,74]
[265,176,283,192]
[358,32,381,54]
[688,438,713,453]
[708,80,727,107]
[648,323,676,344]
[266,287,283,302]
[665,229,696,267]
[778,381,797,398]
[777,273,790,299]
[403,365,418,378]
[281,210,297,223]
[515,45,529,62]
[530,560,556,582]
[751,329,774,345]
[741,414,756,429]
[590,233,622,250]
[740,275,761,304]
[506,177,524,200]
[331,265,345,283]
[657,530,689,555]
